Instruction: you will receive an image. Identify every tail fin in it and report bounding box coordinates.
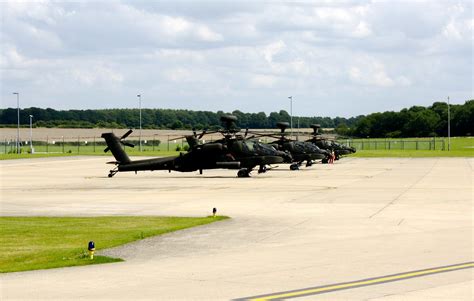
[101,132,131,164]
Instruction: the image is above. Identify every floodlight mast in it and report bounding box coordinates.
[137,94,142,152]
[13,92,20,154]
[288,96,293,139]
[297,116,300,141]
[29,115,33,153]
[447,96,451,151]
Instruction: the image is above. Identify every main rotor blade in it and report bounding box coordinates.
[246,132,271,138]
[195,130,219,138]
[170,130,220,141]
[169,135,186,141]
[122,142,135,148]
[121,129,133,140]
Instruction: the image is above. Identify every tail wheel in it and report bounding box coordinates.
[290,163,299,171]
[108,168,118,178]
[237,169,251,178]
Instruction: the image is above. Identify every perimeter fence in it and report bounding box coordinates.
[336,137,447,151]
[1,134,447,154]
[0,135,188,154]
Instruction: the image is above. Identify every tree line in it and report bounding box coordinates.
[345,100,473,137]
[0,107,361,131]
[0,100,472,137]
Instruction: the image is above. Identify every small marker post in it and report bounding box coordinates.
[212,207,217,217]
[88,241,95,260]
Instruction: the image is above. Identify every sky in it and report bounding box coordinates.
[1,0,472,117]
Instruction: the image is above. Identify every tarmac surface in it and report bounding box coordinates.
[1,156,473,300]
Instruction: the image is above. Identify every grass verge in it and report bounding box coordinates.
[0,216,228,273]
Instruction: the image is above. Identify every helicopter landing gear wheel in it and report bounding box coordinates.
[306,161,313,167]
[258,165,267,174]
[290,163,299,171]
[322,158,329,164]
[237,169,251,178]
[108,169,118,178]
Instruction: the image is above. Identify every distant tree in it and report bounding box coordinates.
[452,100,474,136]
[353,118,372,137]
[1,100,472,136]
[169,120,183,129]
[403,109,440,137]
[335,123,350,136]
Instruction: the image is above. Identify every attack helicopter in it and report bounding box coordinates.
[173,115,292,177]
[306,124,356,161]
[248,122,329,170]
[102,115,290,178]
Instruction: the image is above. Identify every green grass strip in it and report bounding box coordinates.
[0,216,228,273]
[348,150,474,158]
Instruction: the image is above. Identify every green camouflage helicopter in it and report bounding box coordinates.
[102,115,291,178]
[306,124,356,162]
[249,122,330,170]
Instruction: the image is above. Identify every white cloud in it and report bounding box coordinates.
[196,26,223,42]
[0,0,471,116]
[349,66,394,87]
[262,40,286,64]
[353,21,371,38]
[3,0,66,25]
[442,22,462,40]
[348,56,412,88]
[251,74,277,88]
[0,46,25,68]
[71,65,124,86]
[165,67,194,82]
[161,16,192,35]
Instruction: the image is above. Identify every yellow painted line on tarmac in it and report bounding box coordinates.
[239,261,474,301]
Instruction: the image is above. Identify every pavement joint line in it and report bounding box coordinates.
[368,159,437,218]
[236,261,474,301]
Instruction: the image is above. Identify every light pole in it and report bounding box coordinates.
[29,115,34,153]
[447,96,451,151]
[288,96,293,138]
[137,94,142,152]
[297,116,300,140]
[13,92,20,154]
